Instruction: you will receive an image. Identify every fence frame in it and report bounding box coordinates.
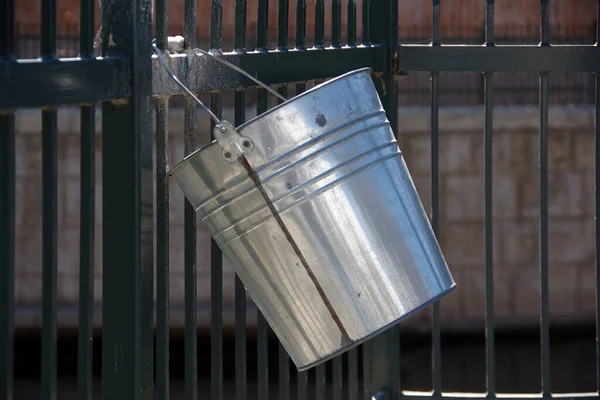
[1,0,600,399]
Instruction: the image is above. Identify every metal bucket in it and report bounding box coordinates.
[162,50,455,370]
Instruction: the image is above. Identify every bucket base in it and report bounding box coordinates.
[296,282,457,371]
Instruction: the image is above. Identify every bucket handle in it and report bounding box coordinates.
[151,38,287,126]
[152,38,290,162]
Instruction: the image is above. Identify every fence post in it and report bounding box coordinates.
[100,0,154,398]
[364,0,400,398]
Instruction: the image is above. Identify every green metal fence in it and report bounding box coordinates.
[1,0,600,399]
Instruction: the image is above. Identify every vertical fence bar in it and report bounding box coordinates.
[154,0,170,383]
[315,0,324,48]
[210,2,224,398]
[348,347,358,400]
[155,96,170,400]
[234,271,247,400]
[101,0,155,397]
[485,0,495,46]
[296,0,306,51]
[233,121,248,400]
[155,0,168,49]
[183,0,198,398]
[234,1,248,399]
[316,364,326,400]
[77,99,96,398]
[256,87,269,400]
[332,0,341,48]
[256,257,270,400]
[430,1,442,398]
[430,63,443,398]
[234,0,247,66]
[332,357,343,400]
[154,0,170,398]
[539,66,551,398]
[362,340,372,397]
[0,0,14,58]
[211,0,223,51]
[297,369,308,400]
[139,0,157,395]
[539,1,551,397]
[77,112,95,400]
[41,0,56,59]
[210,92,224,400]
[347,0,356,47]
[184,0,197,52]
[183,73,198,400]
[278,0,289,51]
[277,85,291,400]
[209,9,224,398]
[0,1,15,399]
[80,0,94,56]
[77,0,96,399]
[0,113,15,400]
[41,0,58,397]
[484,1,496,398]
[257,0,268,52]
[362,0,370,45]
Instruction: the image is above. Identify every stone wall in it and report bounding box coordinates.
[397,106,597,332]
[12,105,596,332]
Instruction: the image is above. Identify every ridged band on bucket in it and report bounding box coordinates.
[170,67,456,370]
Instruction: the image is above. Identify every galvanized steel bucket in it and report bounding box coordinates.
[159,45,455,371]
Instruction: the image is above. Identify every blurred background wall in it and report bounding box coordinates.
[10,0,599,396]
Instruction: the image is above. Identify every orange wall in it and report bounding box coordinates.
[13,0,597,40]
[397,0,596,37]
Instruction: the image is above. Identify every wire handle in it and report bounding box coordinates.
[151,38,287,125]
[193,46,287,102]
[152,40,220,123]
[152,39,274,163]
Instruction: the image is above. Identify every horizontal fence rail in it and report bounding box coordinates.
[3,43,600,110]
[0,57,130,109]
[397,45,600,72]
[151,46,388,95]
[0,0,600,400]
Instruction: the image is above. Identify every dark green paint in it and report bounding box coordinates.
[100,0,154,398]
[0,113,15,400]
[1,1,599,400]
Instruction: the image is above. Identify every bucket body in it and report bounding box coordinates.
[170,68,455,370]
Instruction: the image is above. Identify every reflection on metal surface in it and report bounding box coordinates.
[169,68,456,370]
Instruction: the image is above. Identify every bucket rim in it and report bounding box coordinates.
[296,282,457,371]
[168,66,374,176]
